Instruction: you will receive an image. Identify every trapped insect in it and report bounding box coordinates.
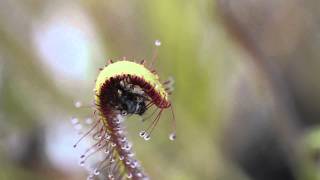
[72,41,176,180]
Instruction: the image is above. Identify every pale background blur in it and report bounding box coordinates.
[0,0,320,180]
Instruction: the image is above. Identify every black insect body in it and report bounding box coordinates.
[117,87,148,116]
[104,80,149,116]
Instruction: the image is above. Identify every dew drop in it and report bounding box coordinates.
[119,156,124,161]
[120,137,127,142]
[155,40,161,46]
[132,160,139,167]
[169,133,176,141]
[80,154,85,159]
[79,161,85,166]
[113,119,120,124]
[93,169,100,175]
[74,101,82,108]
[121,110,128,116]
[136,173,143,177]
[104,150,110,154]
[127,173,132,179]
[108,174,114,178]
[131,161,139,168]
[144,134,151,141]
[111,142,116,147]
[115,130,123,135]
[123,143,132,151]
[139,131,146,137]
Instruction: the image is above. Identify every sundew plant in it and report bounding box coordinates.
[72,41,176,180]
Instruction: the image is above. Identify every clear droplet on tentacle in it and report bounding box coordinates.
[136,172,143,177]
[144,134,151,141]
[139,130,147,138]
[122,143,132,151]
[169,132,176,141]
[110,158,115,163]
[121,110,128,116]
[108,174,114,179]
[113,118,121,124]
[154,40,161,46]
[120,137,127,142]
[93,168,100,175]
[119,156,124,161]
[79,161,85,167]
[127,173,133,179]
[131,160,139,168]
[105,134,111,140]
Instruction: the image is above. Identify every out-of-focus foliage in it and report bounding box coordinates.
[0,0,319,180]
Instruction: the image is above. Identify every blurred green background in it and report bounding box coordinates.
[1,0,320,180]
